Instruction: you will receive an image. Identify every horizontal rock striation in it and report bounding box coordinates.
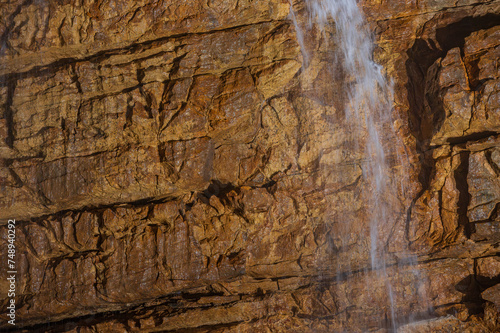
[0,0,499,331]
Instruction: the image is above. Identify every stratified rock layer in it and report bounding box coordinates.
[0,0,499,332]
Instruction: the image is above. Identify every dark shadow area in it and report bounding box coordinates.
[455,272,500,316]
[201,180,236,200]
[446,131,499,145]
[454,151,472,238]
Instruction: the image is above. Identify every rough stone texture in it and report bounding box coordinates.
[0,0,499,332]
[398,315,496,333]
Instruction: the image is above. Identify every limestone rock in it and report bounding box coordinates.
[0,0,500,331]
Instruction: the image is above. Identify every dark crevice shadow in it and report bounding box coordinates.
[455,272,500,317]
[454,150,472,238]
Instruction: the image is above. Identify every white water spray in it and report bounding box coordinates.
[289,0,426,329]
[289,0,310,67]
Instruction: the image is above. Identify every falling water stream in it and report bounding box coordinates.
[306,0,393,271]
[290,0,427,330]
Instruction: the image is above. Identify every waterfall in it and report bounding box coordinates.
[307,0,394,269]
[289,0,428,330]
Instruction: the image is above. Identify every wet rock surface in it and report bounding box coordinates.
[0,0,499,331]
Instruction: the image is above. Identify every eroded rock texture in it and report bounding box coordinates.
[0,0,499,332]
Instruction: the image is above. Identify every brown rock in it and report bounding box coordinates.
[1,0,500,331]
[482,284,500,311]
[397,315,491,333]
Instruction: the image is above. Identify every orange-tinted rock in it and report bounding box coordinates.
[1,0,500,331]
[483,284,500,311]
[398,315,491,333]
[467,140,500,224]
[425,26,500,146]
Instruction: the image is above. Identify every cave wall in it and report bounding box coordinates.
[0,0,499,331]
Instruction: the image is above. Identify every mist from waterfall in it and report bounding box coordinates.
[289,0,429,330]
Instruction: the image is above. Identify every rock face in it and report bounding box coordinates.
[0,0,499,332]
